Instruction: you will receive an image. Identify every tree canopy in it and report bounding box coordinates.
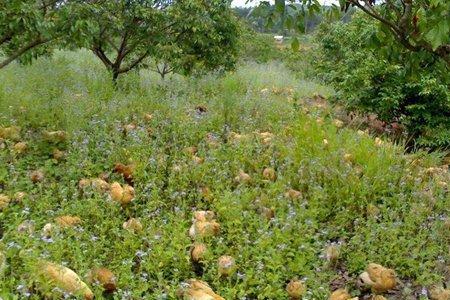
[253,0,450,66]
[0,0,240,80]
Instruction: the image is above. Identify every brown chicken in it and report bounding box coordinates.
[429,286,450,300]
[286,279,306,299]
[114,163,135,185]
[329,289,353,300]
[87,267,117,292]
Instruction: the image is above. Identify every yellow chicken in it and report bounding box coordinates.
[359,263,396,293]
[177,279,224,300]
[39,261,93,300]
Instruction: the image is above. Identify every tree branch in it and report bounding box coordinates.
[351,0,401,34]
[91,46,113,69]
[0,37,50,69]
[118,51,149,74]
[114,30,129,67]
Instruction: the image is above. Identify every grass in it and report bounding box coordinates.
[0,50,449,299]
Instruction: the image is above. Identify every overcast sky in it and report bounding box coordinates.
[231,0,338,7]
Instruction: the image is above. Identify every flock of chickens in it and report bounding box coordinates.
[1,110,449,300]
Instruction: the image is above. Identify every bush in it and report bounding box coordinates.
[315,14,450,149]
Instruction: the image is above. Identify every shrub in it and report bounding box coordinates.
[315,14,450,149]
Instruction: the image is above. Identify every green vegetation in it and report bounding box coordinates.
[315,14,450,149]
[0,50,449,299]
[0,0,240,81]
[1,1,450,299]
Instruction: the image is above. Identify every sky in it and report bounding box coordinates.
[231,0,338,7]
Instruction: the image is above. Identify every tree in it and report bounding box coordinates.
[71,0,240,82]
[0,0,79,69]
[253,0,450,66]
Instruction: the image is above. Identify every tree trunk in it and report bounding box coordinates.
[112,69,120,84]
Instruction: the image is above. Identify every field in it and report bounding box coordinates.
[0,50,449,299]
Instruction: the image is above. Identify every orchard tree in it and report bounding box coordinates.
[153,0,240,78]
[254,0,450,66]
[72,0,240,82]
[0,0,76,69]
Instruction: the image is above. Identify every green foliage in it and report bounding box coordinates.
[0,0,75,68]
[66,0,241,80]
[238,30,280,63]
[0,51,449,299]
[1,0,240,80]
[250,0,450,66]
[315,14,450,149]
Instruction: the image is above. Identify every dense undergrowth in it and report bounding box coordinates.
[315,14,450,150]
[0,51,449,299]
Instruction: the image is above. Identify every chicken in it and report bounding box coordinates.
[0,126,21,140]
[329,289,352,300]
[122,218,143,233]
[177,279,224,300]
[429,286,450,300]
[234,169,251,184]
[87,267,117,292]
[0,194,11,210]
[359,263,396,293]
[43,130,67,143]
[190,243,207,263]
[285,189,302,200]
[39,261,93,300]
[114,163,135,185]
[262,167,276,181]
[110,182,135,205]
[286,279,306,299]
[217,255,236,277]
[55,215,82,228]
[189,220,220,239]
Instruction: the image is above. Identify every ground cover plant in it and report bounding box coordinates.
[0,51,449,299]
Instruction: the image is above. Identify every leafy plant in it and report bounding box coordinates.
[315,14,450,149]
[0,0,76,69]
[69,0,240,82]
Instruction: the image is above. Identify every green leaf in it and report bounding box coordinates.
[425,21,449,50]
[275,0,285,14]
